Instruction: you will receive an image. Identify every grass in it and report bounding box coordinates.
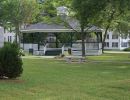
[0,53,130,100]
[88,53,130,62]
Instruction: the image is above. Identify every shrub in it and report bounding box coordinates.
[0,42,23,79]
[19,49,25,56]
[123,48,130,51]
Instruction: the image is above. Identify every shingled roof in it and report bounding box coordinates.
[21,22,103,33]
[25,23,67,30]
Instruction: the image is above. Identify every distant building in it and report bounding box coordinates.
[0,27,4,47]
[0,27,15,47]
[104,31,130,50]
[57,6,69,16]
[4,32,15,43]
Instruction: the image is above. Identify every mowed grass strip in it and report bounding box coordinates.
[87,53,130,62]
[0,53,130,100]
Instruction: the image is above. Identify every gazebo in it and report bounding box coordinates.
[20,22,103,56]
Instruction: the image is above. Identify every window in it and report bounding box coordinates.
[121,42,127,47]
[112,35,118,39]
[121,34,127,39]
[10,36,12,42]
[112,42,118,47]
[104,42,109,47]
[106,34,109,39]
[4,37,6,41]
[8,36,10,42]
[8,36,12,42]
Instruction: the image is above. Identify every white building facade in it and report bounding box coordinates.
[4,32,15,43]
[1,26,130,51]
[104,31,130,50]
[0,27,15,48]
[0,27,4,47]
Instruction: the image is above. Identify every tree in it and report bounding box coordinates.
[44,0,108,56]
[0,0,40,43]
[97,0,130,52]
[115,10,130,34]
[37,0,108,56]
[58,33,75,44]
[71,0,107,56]
[22,32,48,50]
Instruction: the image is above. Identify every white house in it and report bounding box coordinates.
[0,27,15,47]
[4,32,15,43]
[0,27,4,47]
[104,31,130,50]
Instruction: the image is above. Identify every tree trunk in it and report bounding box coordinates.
[15,25,20,44]
[102,10,116,53]
[38,43,40,51]
[102,25,110,53]
[38,33,40,51]
[81,27,86,57]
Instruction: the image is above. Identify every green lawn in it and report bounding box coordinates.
[0,53,130,100]
[88,53,130,61]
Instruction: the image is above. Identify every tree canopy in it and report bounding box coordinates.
[0,0,40,43]
[0,0,130,55]
[96,0,130,52]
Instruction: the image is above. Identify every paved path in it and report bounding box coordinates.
[22,56,55,59]
[88,60,130,64]
[104,51,130,54]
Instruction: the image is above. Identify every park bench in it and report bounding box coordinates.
[65,56,86,63]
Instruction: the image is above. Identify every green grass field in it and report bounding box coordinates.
[0,53,130,100]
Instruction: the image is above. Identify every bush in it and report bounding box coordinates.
[19,49,25,56]
[123,48,130,51]
[0,42,23,79]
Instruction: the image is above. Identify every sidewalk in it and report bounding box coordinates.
[22,56,55,59]
[88,60,130,64]
[104,51,130,54]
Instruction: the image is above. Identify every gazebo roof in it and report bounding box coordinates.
[20,22,103,33]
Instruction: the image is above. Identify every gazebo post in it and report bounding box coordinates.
[38,32,40,51]
[22,33,24,50]
[54,33,59,48]
[100,32,102,42]
[95,32,99,42]
[32,33,34,54]
[95,32,99,50]
[70,32,73,48]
